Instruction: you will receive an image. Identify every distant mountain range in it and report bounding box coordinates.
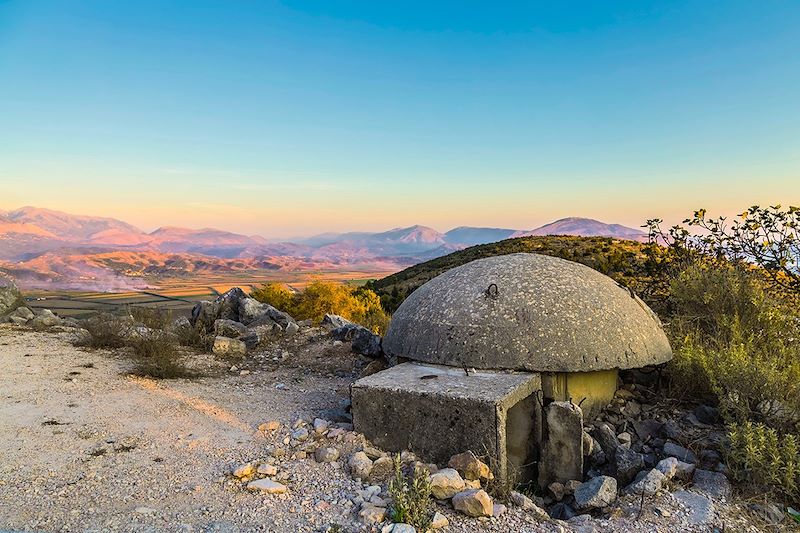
[0,206,648,289]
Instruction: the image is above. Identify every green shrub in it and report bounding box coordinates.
[79,313,132,349]
[128,329,196,379]
[388,455,433,530]
[727,421,800,499]
[665,264,800,431]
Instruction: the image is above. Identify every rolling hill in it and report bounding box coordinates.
[0,205,651,289]
[368,235,657,312]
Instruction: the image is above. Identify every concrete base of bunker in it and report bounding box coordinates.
[541,369,618,420]
[351,362,541,484]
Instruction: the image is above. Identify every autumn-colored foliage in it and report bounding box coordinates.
[251,280,389,334]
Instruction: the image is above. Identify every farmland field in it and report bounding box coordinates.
[23,269,395,318]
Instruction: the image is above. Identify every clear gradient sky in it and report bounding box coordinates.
[1,1,799,237]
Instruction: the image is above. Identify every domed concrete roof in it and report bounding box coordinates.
[383,253,672,372]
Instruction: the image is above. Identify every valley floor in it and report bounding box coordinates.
[0,326,771,532]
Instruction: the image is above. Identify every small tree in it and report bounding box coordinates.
[684,205,800,295]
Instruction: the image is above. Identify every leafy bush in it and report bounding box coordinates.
[252,280,390,334]
[727,421,800,499]
[388,455,433,530]
[79,313,132,349]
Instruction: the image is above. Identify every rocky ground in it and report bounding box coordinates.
[0,322,786,533]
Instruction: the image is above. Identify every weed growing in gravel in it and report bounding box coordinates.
[388,454,433,530]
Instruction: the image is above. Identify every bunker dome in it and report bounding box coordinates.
[383,252,672,414]
[351,253,672,485]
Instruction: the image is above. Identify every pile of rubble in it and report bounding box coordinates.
[188,287,384,360]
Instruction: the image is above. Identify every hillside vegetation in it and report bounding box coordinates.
[368,235,664,313]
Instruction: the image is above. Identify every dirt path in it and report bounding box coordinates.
[0,326,357,532]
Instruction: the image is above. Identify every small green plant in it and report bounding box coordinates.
[726,421,800,499]
[388,454,433,530]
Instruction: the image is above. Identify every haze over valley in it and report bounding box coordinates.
[0,206,647,290]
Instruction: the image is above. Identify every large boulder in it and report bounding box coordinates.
[216,287,247,322]
[214,319,246,338]
[190,300,220,332]
[351,328,382,358]
[212,336,247,357]
[0,276,23,317]
[237,297,295,329]
[322,313,351,329]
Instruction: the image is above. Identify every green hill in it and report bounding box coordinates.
[369,235,662,313]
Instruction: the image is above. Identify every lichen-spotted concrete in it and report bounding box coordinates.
[383,253,672,372]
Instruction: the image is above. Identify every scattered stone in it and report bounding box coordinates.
[429,468,466,500]
[430,511,449,529]
[492,503,507,516]
[0,277,23,317]
[675,460,696,480]
[548,481,565,501]
[613,446,645,485]
[655,457,678,479]
[348,452,373,480]
[315,447,340,463]
[313,418,330,434]
[256,464,277,476]
[258,420,280,432]
[368,456,394,482]
[362,446,385,460]
[663,441,697,463]
[692,469,731,499]
[452,489,493,517]
[385,524,415,533]
[699,449,722,470]
[448,450,492,482]
[246,479,287,494]
[358,504,387,525]
[232,463,255,479]
[633,419,662,442]
[574,476,617,510]
[291,428,309,441]
[564,479,582,496]
[212,336,247,356]
[285,322,300,336]
[509,491,549,520]
[548,502,576,520]
[590,424,619,456]
[624,468,665,496]
[617,432,632,449]
[673,490,715,526]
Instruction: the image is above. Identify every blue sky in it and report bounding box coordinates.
[1,1,798,236]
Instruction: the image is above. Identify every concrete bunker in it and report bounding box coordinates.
[352,252,672,486]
